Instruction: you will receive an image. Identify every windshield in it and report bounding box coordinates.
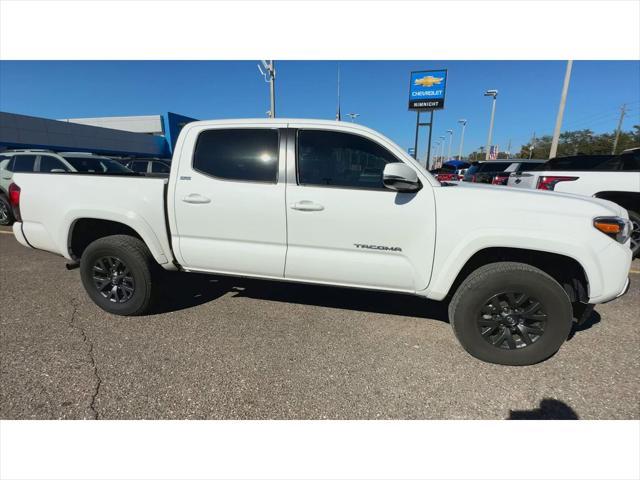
[63,156,132,173]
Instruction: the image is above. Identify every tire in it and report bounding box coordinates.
[449,262,573,366]
[80,235,156,316]
[627,210,640,259]
[0,195,14,226]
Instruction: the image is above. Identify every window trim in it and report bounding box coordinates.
[191,127,281,185]
[294,128,403,192]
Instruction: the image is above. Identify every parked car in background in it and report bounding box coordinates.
[508,148,640,257]
[491,160,546,185]
[8,118,632,365]
[58,152,134,174]
[125,158,172,175]
[429,164,459,182]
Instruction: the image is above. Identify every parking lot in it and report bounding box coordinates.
[0,226,638,420]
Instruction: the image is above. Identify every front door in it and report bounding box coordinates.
[284,127,436,292]
[173,125,287,278]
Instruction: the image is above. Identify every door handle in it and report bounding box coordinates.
[182,193,211,204]
[290,200,324,211]
[515,179,521,184]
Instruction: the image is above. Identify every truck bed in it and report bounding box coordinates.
[11,173,174,265]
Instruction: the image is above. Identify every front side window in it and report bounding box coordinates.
[193,129,279,183]
[39,155,68,172]
[297,130,399,189]
[621,151,640,171]
[11,155,37,172]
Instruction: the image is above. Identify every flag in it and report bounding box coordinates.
[489,145,499,160]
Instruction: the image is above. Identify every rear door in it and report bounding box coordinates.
[172,124,288,278]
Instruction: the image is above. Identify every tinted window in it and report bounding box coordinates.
[61,156,132,173]
[128,161,149,173]
[151,161,170,173]
[540,155,614,171]
[194,129,279,183]
[519,162,544,171]
[39,155,68,172]
[477,162,511,173]
[12,155,37,172]
[297,130,399,189]
[621,151,640,171]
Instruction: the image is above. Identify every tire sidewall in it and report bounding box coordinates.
[0,195,14,226]
[80,240,151,316]
[452,268,572,366]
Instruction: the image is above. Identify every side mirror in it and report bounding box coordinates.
[383,163,422,192]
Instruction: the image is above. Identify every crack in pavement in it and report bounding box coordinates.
[68,299,102,420]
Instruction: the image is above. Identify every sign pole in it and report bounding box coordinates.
[413,111,420,160]
[426,111,434,169]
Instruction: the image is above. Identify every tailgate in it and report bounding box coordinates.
[508,171,540,189]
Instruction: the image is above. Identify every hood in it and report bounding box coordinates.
[442,181,625,218]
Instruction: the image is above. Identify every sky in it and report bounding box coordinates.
[0,60,639,160]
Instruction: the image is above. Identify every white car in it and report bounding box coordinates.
[507,149,640,257]
[8,119,633,365]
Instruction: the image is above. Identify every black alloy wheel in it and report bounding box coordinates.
[91,256,135,303]
[478,292,547,350]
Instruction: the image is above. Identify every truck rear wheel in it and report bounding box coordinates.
[80,235,156,316]
[449,262,573,366]
[0,195,14,226]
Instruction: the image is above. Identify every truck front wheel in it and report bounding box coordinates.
[449,262,573,366]
[80,235,156,316]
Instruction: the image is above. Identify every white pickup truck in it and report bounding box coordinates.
[8,119,633,365]
[507,148,640,257]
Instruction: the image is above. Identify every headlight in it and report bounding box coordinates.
[593,216,632,244]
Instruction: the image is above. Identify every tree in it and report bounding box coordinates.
[518,128,640,158]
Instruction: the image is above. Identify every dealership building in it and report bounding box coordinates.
[0,111,198,158]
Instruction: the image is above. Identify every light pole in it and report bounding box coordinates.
[484,89,498,160]
[346,113,360,122]
[439,135,446,167]
[457,119,467,160]
[257,60,276,118]
[433,141,441,167]
[549,60,573,159]
[446,129,453,163]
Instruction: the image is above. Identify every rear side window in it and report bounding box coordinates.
[193,129,279,183]
[297,129,399,189]
[129,161,149,173]
[12,155,37,172]
[151,161,170,173]
[39,155,68,172]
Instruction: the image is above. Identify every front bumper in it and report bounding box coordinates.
[608,277,630,302]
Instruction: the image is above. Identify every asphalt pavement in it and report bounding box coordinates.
[1,226,638,419]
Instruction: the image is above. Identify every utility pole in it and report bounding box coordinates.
[258,61,276,118]
[612,104,627,154]
[549,60,573,159]
[484,90,498,160]
[506,138,511,159]
[336,64,341,121]
[457,119,467,160]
